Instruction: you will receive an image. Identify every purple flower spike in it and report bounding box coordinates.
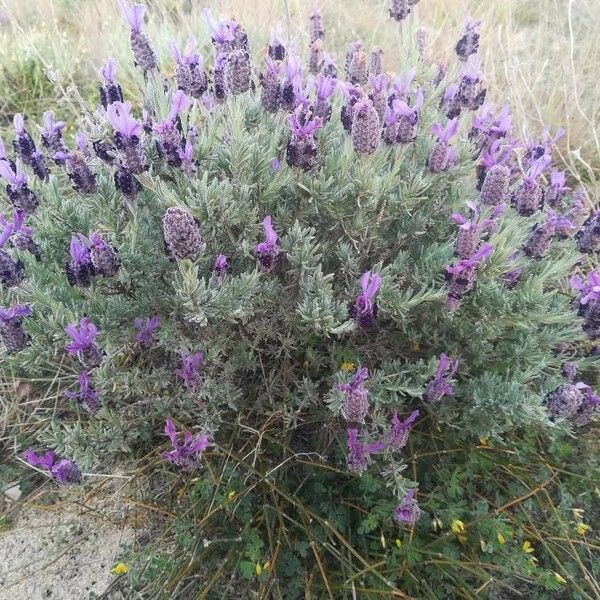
[0,303,31,353]
[254,215,281,271]
[65,371,100,414]
[161,418,210,470]
[65,317,103,369]
[286,107,323,171]
[23,449,80,484]
[65,234,95,287]
[429,119,460,173]
[134,315,160,346]
[102,58,117,82]
[393,489,422,525]
[388,409,419,451]
[175,350,204,391]
[350,271,382,329]
[423,353,459,403]
[213,254,229,275]
[445,243,494,309]
[346,428,385,474]
[571,269,600,339]
[338,366,370,423]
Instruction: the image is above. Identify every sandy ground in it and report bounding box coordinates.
[0,479,136,600]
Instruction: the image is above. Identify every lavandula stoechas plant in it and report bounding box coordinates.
[423,353,459,403]
[23,450,81,484]
[351,99,381,155]
[388,410,419,452]
[0,160,39,214]
[153,90,190,168]
[65,371,101,414]
[286,107,323,171]
[338,366,370,423]
[571,270,600,339]
[40,112,68,163]
[254,216,282,272]
[170,38,208,99]
[0,223,25,288]
[58,133,97,194]
[511,157,549,216]
[162,207,203,261]
[523,209,572,259]
[99,58,124,109]
[395,89,424,143]
[576,211,600,254]
[346,428,385,474]
[457,57,487,111]
[393,489,422,525]
[312,75,336,121]
[89,232,120,277]
[445,243,494,310]
[451,201,504,259]
[65,235,95,287]
[65,318,103,369]
[0,210,40,259]
[120,2,157,73]
[0,304,31,353]
[162,419,209,471]
[455,19,481,62]
[175,351,204,392]
[428,119,459,173]
[12,114,48,180]
[349,271,382,329]
[134,316,160,346]
[107,102,146,175]
[260,58,282,114]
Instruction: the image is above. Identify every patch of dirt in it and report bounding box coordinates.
[0,477,139,600]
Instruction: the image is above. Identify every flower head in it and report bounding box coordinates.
[254,215,281,271]
[350,271,382,328]
[423,353,459,402]
[134,315,160,345]
[337,366,370,422]
[175,350,204,391]
[120,1,146,32]
[388,409,419,451]
[65,318,99,354]
[23,449,80,484]
[65,370,100,414]
[346,428,385,474]
[161,418,210,470]
[393,489,422,525]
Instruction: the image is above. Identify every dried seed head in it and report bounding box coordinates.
[225,49,252,95]
[163,207,203,261]
[308,39,324,75]
[351,100,381,155]
[480,164,510,205]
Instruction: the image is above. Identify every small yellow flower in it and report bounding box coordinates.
[451,519,465,533]
[227,490,237,501]
[575,523,590,536]
[255,562,262,576]
[263,560,270,571]
[111,563,128,575]
[522,540,534,554]
[553,572,567,584]
[497,532,506,545]
[395,538,402,548]
[478,436,489,446]
[340,361,355,372]
[176,486,186,499]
